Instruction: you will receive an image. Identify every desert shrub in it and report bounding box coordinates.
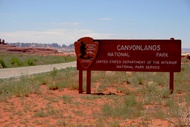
[42,67,78,91]
[181,57,190,64]
[0,76,41,98]
[10,57,23,66]
[61,95,73,104]
[50,68,58,77]
[0,58,7,68]
[48,83,59,90]
[26,58,36,66]
[101,95,143,119]
[185,92,190,106]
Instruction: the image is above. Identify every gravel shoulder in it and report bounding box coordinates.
[0,61,76,79]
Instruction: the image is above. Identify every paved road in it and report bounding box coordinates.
[0,61,76,79]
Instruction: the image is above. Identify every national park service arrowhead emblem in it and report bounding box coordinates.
[74,37,99,69]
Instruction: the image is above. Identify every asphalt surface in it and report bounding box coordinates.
[0,61,76,79]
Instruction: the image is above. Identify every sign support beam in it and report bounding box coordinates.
[170,72,174,94]
[79,70,83,93]
[86,70,91,94]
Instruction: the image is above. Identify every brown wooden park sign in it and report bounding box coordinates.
[74,37,181,94]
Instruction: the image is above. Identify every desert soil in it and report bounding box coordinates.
[0,85,172,127]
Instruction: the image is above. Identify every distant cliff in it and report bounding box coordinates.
[8,42,74,49]
[182,48,190,53]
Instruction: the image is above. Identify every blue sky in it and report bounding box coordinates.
[0,0,190,48]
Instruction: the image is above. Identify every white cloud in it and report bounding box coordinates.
[0,28,113,45]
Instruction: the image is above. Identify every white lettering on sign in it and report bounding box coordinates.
[86,44,96,51]
[96,60,108,64]
[121,65,134,69]
[122,60,146,64]
[116,65,134,69]
[109,60,122,64]
[107,52,114,56]
[135,65,144,69]
[153,61,160,64]
[114,52,130,57]
[161,61,177,64]
[146,66,160,69]
[117,45,161,51]
[107,52,130,57]
[156,52,169,57]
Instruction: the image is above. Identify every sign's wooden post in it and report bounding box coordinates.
[86,70,91,94]
[169,38,175,94]
[74,37,181,94]
[79,70,83,93]
[170,72,174,93]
